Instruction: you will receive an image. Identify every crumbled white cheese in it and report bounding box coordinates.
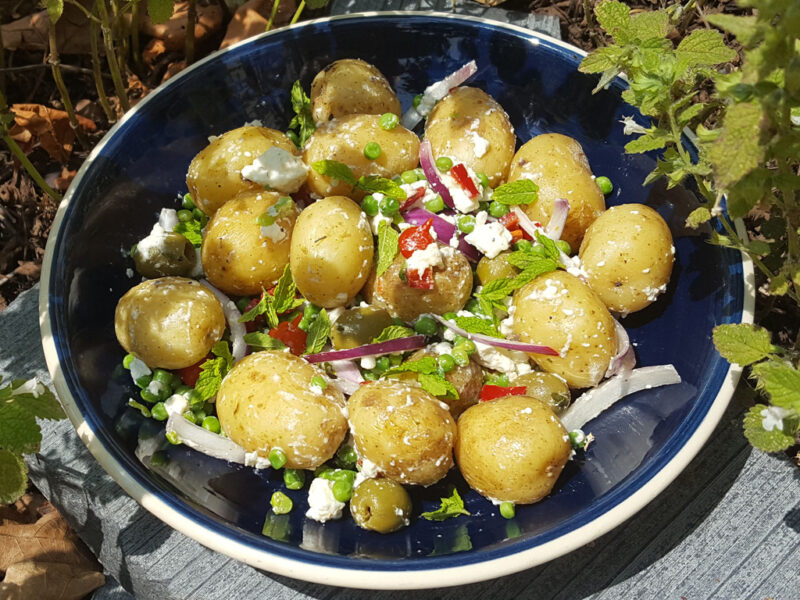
[158,208,179,232]
[360,356,377,370]
[241,146,308,193]
[406,243,443,275]
[306,478,345,522]
[440,168,481,213]
[260,222,287,243]
[244,451,271,470]
[128,357,151,384]
[469,130,490,158]
[430,342,453,355]
[164,393,188,417]
[464,212,512,258]
[472,341,532,375]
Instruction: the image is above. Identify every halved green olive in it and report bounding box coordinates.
[350,478,412,533]
[476,251,519,286]
[511,371,571,413]
[330,306,394,349]
[133,232,197,279]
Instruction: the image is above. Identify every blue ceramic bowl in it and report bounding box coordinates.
[40,12,753,589]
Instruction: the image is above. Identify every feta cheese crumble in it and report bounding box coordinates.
[306,477,345,522]
[464,211,512,258]
[406,242,443,275]
[241,146,308,193]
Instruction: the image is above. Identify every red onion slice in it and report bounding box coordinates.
[166,411,247,464]
[305,335,427,363]
[404,208,481,263]
[329,360,364,395]
[544,198,570,240]
[560,365,681,432]
[419,140,455,209]
[431,314,558,356]
[200,279,246,363]
[605,318,636,378]
[401,61,478,129]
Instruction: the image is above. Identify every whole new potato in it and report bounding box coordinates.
[579,203,674,314]
[114,277,225,369]
[186,126,298,216]
[311,59,402,124]
[201,191,299,296]
[511,271,617,389]
[455,395,571,504]
[348,380,456,486]
[290,196,374,308]
[216,351,347,470]
[508,133,605,252]
[425,87,516,187]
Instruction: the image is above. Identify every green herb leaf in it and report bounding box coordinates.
[418,372,459,399]
[383,356,439,377]
[7,381,64,420]
[677,103,705,126]
[705,14,759,46]
[243,332,287,350]
[676,29,737,71]
[685,207,712,229]
[174,219,203,247]
[534,232,561,261]
[375,220,399,277]
[44,0,64,24]
[628,10,671,41]
[594,1,631,44]
[357,175,407,200]
[304,309,330,354]
[491,180,539,205]
[750,361,800,410]
[624,129,671,154]
[239,290,270,323]
[194,342,233,401]
[421,487,470,521]
[712,324,776,367]
[710,101,767,190]
[0,449,28,505]
[272,265,304,314]
[289,80,315,147]
[743,404,796,453]
[452,315,500,338]
[311,160,357,186]
[372,325,415,343]
[579,46,625,74]
[147,0,175,25]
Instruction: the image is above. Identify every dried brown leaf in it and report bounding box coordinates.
[140,2,224,52]
[9,104,96,164]
[0,2,93,54]
[0,560,105,600]
[220,0,298,49]
[0,511,96,572]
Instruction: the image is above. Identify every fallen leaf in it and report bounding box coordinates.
[140,2,224,52]
[0,493,50,525]
[0,560,105,600]
[54,168,77,192]
[0,2,93,54]
[9,104,96,164]
[0,510,96,572]
[14,262,41,279]
[142,38,169,67]
[220,0,298,49]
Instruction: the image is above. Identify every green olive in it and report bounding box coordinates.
[475,251,519,286]
[330,306,394,349]
[133,232,197,279]
[349,478,412,533]
[512,371,571,413]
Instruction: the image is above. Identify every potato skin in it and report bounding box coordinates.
[201,191,299,296]
[406,349,484,418]
[425,87,516,187]
[363,247,473,322]
[579,203,674,314]
[216,351,347,469]
[348,380,457,486]
[114,277,225,369]
[511,271,616,389]
[303,114,419,199]
[455,395,571,504]
[311,59,402,124]
[508,133,605,252]
[290,196,374,308]
[186,126,299,216]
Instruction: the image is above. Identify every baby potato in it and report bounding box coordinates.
[303,114,419,199]
[114,277,225,369]
[186,126,298,216]
[425,87,516,187]
[216,351,347,470]
[476,250,519,286]
[290,196,374,308]
[455,395,571,504]
[310,59,402,124]
[363,247,473,322]
[201,191,299,296]
[405,349,484,418]
[508,133,605,252]
[511,271,617,389]
[348,380,457,486]
[579,203,674,314]
[511,371,571,413]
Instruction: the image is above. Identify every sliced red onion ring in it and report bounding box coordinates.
[200,279,246,363]
[605,318,636,378]
[544,198,570,240]
[305,335,427,363]
[404,208,481,263]
[419,140,455,209]
[431,314,558,356]
[329,360,364,395]
[511,206,543,239]
[166,411,247,464]
[560,365,681,432]
[401,60,478,129]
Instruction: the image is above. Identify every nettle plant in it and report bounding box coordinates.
[580,0,800,453]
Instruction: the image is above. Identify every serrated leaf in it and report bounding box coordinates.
[678,103,705,125]
[194,357,225,401]
[289,80,315,147]
[418,372,459,399]
[751,361,800,410]
[686,207,712,229]
[629,10,671,41]
[311,160,356,186]
[726,168,770,219]
[383,357,439,377]
[421,487,470,521]
[491,180,539,205]
[174,219,203,247]
[0,449,27,505]
[147,0,175,25]
[743,404,795,452]
[44,0,64,24]
[8,381,64,420]
[453,315,500,338]
[304,309,330,354]
[243,332,287,350]
[375,221,399,277]
[768,275,790,296]
[0,402,41,454]
[710,101,766,190]
[705,14,760,47]
[624,130,671,153]
[357,175,407,200]
[676,29,737,70]
[713,323,776,366]
[594,1,631,44]
[372,325,415,343]
[239,289,270,323]
[272,265,302,314]
[746,240,771,256]
[579,47,625,74]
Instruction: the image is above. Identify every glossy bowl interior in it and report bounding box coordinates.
[40,12,752,589]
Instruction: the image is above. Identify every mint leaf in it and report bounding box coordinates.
[211,340,233,370]
[272,265,304,314]
[705,14,759,47]
[421,487,470,521]
[383,356,438,377]
[534,232,561,261]
[372,325,415,343]
[0,402,40,454]
[174,219,203,247]
[624,130,671,154]
[594,1,631,44]
[628,10,670,41]
[0,449,27,505]
[289,80,315,147]
[491,180,539,205]
[243,332,287,350]
[311,160,357,186]
[418,372,459,399]
[195,358,224,401]
[453,315,500,338]
[375,221,399,277]
[357,176,407,200]
[580,46,625,74]
[305,309,330,354]
[239,290,270,323]
[712,324,776,366]
[147,0,175,24]
[676,29,737,70]
[685,207,712,229]
[743,404,796,452]
[750,361,800,410]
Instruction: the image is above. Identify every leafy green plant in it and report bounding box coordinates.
[580,0,800,453]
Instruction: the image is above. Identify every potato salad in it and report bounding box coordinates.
[115,58,681,533]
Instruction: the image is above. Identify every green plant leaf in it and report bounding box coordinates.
[272,265,303,314]
[357,175,406,200]
[451,315,500,338]
[746,240,771,256]
[726,169,770,219]
[375,220,399,277]
[628,10,671,41]
[147,0,175,25]
[624,129,671,154]
[705,14,760,47]
[676,29,737,70]
[709,101,766,190]
[579,47,625,74]
[743,404,796,452]
[685,207,712,229]
[418,372,458,399]
[0,449,27,505]
[491,180,539,205]
[311,160,356,186]
[0,402,41,455]
[289,80,315,147]
[713,323,776,366]
[421,487,470,521]
[8,381,64,420]
[44,0,64,24]
[751,361,800,410]
[372,325,415,343]
[194,344,233,401]
[594,1,631,44]
[242,332,287,350]
[383,356,439,376]
[174,219,203,247]
[304,309,330,354]
[677,103,705,125]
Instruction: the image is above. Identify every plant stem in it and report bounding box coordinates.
[90,12,116,123]
[130,0,142,73]
[0,14,6,97]
[96,0,130,113]
[111,0,129,77]
[48,18,90,150]
[186,0,197,65]
[266,0,282,31]
[290,1,305,25]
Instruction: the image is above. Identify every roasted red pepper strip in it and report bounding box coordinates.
[449,163,480,199]
[178,355,211,387]
[399,218,435,258]
[479,384,527,402]
[499,212,519,230]
[405,266,435,290]
[399,187,427,213]
[268,313,306,355]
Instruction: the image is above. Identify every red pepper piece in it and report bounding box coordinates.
[399,187,427,212]
[449,163,480,199]
[479,384,527,402]
[509,229,524,243]
[405,266,435,290]
[499,212,519,230]
[268,313,307,355]
[178,355,211,387]
[399,218,435,258]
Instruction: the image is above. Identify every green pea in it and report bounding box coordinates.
[135,374,152,390]
[192,207,206,221]
[489,201,509,218]
[596,176,613,195]
[310,375,327,390]
[379,112,399,130]
[177,209,193,223]
[514,239,533,252]
[477,172,490,188]
[192,408,207,422]
[412,94,423,109]
[270,491,293,515]
[500,501,515,519]
[414,315,439,336]
[139,389,159,404]
[182,410,198,424]
[152,369,173,387]
[122,353,136,369]
[458,215,475,233]
[400,170,419,184]
[478,200,490,213]
[452,348,469,367]
[437,354,456,372]
[379,196,400,216]
[151,402,168,421]
[165,431,181,445]
[332,479,354,503]
[202,416,221,433]
[315,466,336,479]
[269,448,288,469]
[127,399,151,418]
[442,312,457,321]
[435,156,453,172]
[452,334,468,346]
[330,469,357,485]
[187,389,203,407]
[423,194,445,213]
[284,468,306,490]
[486,373,510,386]
[257,212,275,227]
[363,371,379,381]
[182,193,195,210]
[364,141,381,160]
[530,244,548,258]
[414,168,425,180]
[455,337,476,354]
[569,429,587,450]
[375,356,390,371]
[555,240,572,255]
[336,445,358,468]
